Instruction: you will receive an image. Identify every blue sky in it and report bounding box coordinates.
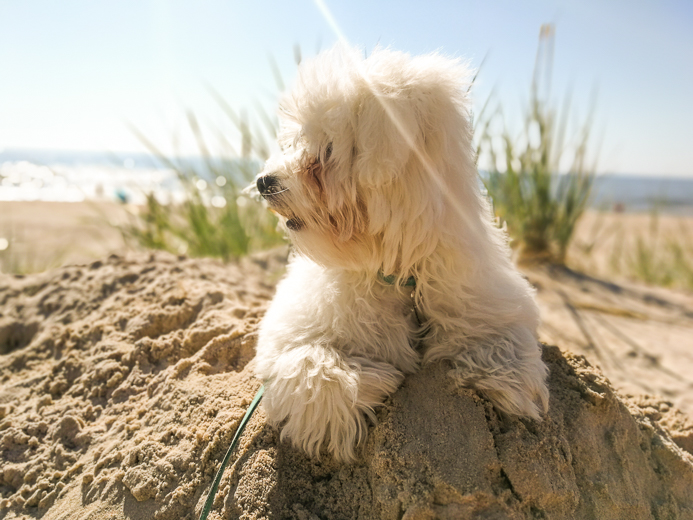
[0,0,691,176]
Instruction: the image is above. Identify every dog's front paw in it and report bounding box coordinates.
[263,369,364,461]
[451,341,549,419]
[260,348,403,461]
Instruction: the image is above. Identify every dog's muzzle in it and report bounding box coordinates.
[256,174,304,231]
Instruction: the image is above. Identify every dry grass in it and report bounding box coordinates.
[569,210,693,291]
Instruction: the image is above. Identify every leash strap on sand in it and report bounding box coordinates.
[199,384,265,520]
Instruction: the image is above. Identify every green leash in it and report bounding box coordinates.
[379,271,423,326]
[378,271,416,287]
[199,384,265,520]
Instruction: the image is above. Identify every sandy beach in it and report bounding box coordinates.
[1,201,693,519]
[0,201,133,273]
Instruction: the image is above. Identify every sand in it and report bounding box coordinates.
[0,201,132,273]
[567,210,693,286]
[530,264,693,419]
[1,251,693,519]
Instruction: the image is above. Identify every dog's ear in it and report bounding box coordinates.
[354,91,422,186]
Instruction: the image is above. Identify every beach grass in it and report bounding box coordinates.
[566,209,693,292]
[119,54,296,262]
[122,107,285,261]
[475,24,595,265]
[613,211,693,290]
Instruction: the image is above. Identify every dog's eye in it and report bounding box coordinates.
[324,142,333,162]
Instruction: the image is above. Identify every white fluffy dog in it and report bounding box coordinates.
[253,46,549,462]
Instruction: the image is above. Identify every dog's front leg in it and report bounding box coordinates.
[255,341,402,461]
[254,257,414,460]
[425,323,549,419]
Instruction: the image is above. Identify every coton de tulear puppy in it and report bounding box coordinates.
[254,46,549,462]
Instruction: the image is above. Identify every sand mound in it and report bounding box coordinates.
[1,253,692,520]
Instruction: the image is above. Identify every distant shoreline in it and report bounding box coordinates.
[1,149,692,214]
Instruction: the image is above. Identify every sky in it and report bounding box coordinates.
[0,0,691,176]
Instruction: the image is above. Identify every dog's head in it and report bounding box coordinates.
[257,46,480,274]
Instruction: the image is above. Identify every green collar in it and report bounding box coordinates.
[378,271,416,287]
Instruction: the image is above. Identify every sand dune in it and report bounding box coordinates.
[1,251,692,519]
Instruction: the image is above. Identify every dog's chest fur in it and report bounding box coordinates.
[271,256,422,374]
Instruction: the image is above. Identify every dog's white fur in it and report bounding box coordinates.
[254,46,549,461]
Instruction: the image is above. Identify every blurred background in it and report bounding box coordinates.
[0,0,692,284]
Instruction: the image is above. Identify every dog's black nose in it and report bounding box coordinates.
[257,175,280,196]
